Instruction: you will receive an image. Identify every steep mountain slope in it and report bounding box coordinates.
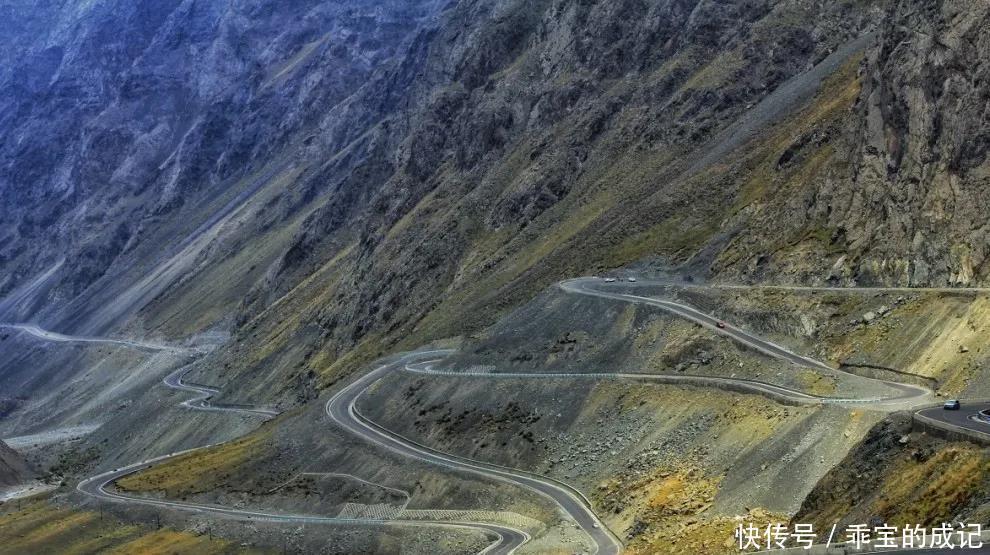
[0,1,986,395]
[162,0,988,411]
[0,0,979,477]
[2,0,990,553]
[0,440,31,487]
[795,413,990,532]
[717,0,990,286]
[0,0,444,330]
[155,0,891,402]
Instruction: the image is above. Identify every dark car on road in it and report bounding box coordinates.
[944,399,961,410]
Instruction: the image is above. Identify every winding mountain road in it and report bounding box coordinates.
[561,278,932,407]
[4,324,528,555]
[78,358,530,555]
[406,360,915,408]
[562,278,990,446]
[0,323,187,353]
[915,402,990,445]
[162,365,280,418]
[76,449,527,555]
[327,352,623,555]
[406,358,829,405]
[8,275,990,554]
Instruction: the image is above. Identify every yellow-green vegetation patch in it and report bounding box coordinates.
[609,216,718,266]
[822,293,990,394]
[798,416,990,533]
[246,243,358,369]
[104,529,235,555]
[597,465,786,555]
[795,369,836,396]
[263,34,329,88]
[385,186,442,242]
[116,428,273,497]
[740,57,860,210]
[0,500,246,555]
[715,51,864,271]
[629,510,786,555]
[147,165,312,336]
[871,445,990,527]
[597,465,719,529]
[680,49,746,92]
[316,333,388,386]
[0,503,97,552]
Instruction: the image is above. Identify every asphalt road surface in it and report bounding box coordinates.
[405,358,827,405]
[327,351,623,555]
[162,365,280,418]
[916,401,990,442]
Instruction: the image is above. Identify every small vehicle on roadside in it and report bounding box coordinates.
[944,399,961,410]
[604,277,616,283]
[716,321,726,329]
[627,277,637,282]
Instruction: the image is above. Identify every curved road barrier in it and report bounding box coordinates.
[162,365,279,418]
[76,451,528,555]
[409,362,889,408]
[564,278,990,448]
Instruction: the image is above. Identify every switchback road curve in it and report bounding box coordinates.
[162,365,280,418]
[327,351,623,555]
[562,278,990,449]
[406,361,901,408]
[10,275,990,554]
[561,277,932,407]
[77,451,527,555]
[915,401,990,446]
[5,324,527,555]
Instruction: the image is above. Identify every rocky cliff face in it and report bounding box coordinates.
[1,0,989,396]
[0,0,442,320]
[716,0,990,286]
[819,0,990,286]
[228,0,884,385]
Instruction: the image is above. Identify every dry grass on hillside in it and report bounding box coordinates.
[0,500,252,555]
[116,428,273,497]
